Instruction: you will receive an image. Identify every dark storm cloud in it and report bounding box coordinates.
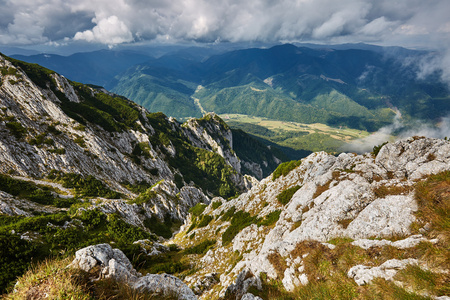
[0,0,448,48]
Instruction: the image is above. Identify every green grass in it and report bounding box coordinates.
[0,174,76,207]
[189,203,208,217]
[276,185,301,205]
[0,209,156,293]
[222,210,260,246]
[258,210,281,226]
[273,160,302,181]
[55,172,121,199]
[183,239,216,255]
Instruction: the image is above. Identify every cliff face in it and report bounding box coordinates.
[0,54,271,227]
[173,137,450,299]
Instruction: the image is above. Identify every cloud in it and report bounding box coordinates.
[74,15,133,45]
[0,0,449,50]
[343,112,450,153]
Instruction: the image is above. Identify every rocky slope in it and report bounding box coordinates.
[0,54,283,294]
[0,54,281,226]
[172,137,450,299]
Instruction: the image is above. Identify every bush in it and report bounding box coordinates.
[0,232,38,293]
[222,210,259,246]
[372,142,388,157]
[197,215,214,228]
[211,200,222,210]
[0,174,75,207]
[277,185,301,205]
[258,210,281,226]
[220,206,236,222]
[272,160,301,181]
[189,203,208,217]
[184,239,216,255]
[5,121,26,139]
[143,216,173,239]
[58,173,121,199]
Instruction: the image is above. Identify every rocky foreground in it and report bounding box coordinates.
[170,136,449,299]
[15,136,446,300]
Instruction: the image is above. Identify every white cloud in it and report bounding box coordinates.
[0,0,449,49]
[74,15,133,44]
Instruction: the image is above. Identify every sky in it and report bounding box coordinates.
[0,0,449,52]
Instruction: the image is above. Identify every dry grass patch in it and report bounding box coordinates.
[396,265,450,297]
[337,218,353,229]
[426,153,436,161]
[4,256,179,300]
[4,256,92,300]
[313,180,332,199]
[360,277,432,300]
[413,171,450,269]
[373,184,413,198]
[267,252,288,279]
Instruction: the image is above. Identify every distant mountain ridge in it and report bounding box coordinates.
[10,44,449,133]
[111,44,450,132]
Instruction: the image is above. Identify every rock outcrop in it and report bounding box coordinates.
[0,54,273,234]
[174,137,450,298]
[70,244,197,300]
[347,258,419,285]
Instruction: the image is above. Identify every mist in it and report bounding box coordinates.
[342,114,450,154]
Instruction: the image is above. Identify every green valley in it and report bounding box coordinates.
[221,114,370,155]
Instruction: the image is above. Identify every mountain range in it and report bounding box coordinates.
[11,44,449,134]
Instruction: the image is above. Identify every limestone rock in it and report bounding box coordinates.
[224,269,262,300]
[133,240,169,256]
[191,273,219,295]
[347,258,419,285]
[133,273,197,300]
[178,137,450,296]
[241,293,263,300]
[282,266,301,292]
[70,243,139,282]
[352,234,438,250]
[70,244,197,299]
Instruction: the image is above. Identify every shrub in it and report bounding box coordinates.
[277,185,301,205]
[73,135,86,148]
[272,160,301,181]
[211,200,222,210]
[372,142,388,157]
[0,174,75,207]
[28,133,46,145]
[189,203,208,217]
[5,121,26,139]
[184,239,216,255]
[48,148,66,154]
[197,215,214,228]
[143,214,175,239]
[220,206,236,222]
[58,173,121,199]
[222,210,259,246]
[0,232,38,293]
[258,210,281,226]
